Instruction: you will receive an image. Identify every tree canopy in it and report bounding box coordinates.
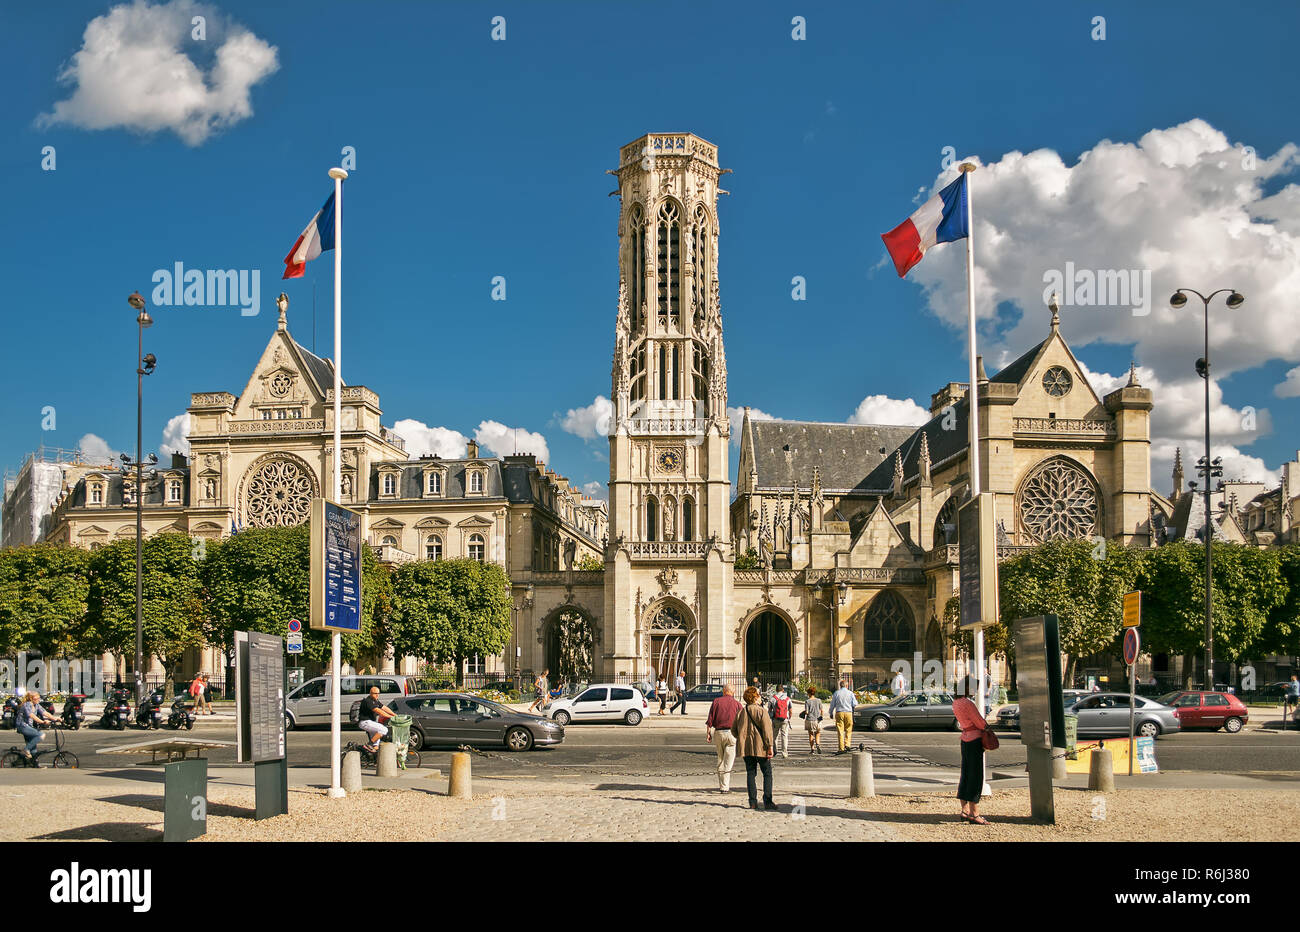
[389,558,512,671]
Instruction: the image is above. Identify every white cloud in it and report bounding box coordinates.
[899,119,1300,472]
[726,405,777,446]
[37,0,279,146]
[391,419,469,460]
[474,420,549,463]
[580,480,607,501]
[847,394,930,427]
[159,413,190,458]
[78,433,121,464]
[1077,362,1278,489]
[560,396,613,440]
[1275,365,1300,398]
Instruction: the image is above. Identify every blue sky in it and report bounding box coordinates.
[3,0,1299,498]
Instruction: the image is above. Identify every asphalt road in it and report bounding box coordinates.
[13,716,1300,781]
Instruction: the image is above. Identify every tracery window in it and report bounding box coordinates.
[646,496,658,542]
[657,201,680,327]
[862,590,915,657]
[934,495,959,545]
[682,496,695,542]
[1042,366,1073,397]
[627,205,645,331]
[1017,456,1100,543]
[692,343,709,414]
[630,345,645,403]
[242,455,317,528]
[691,205,709,325]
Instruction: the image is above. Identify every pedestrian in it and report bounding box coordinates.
[802,686,824,754]
[188,674,206,715]
[1286,675,1300,719]
[528,668,550,714]
[890,668,908,697]
[767,684,793,757]
[671,670,688,715]
[200,673,214,714]
[705,684,743,793]
[732,686,776,810]
[953,692,992,825]
[828,679,857,753]
[657,672,668,715]
[985,676,1000,713]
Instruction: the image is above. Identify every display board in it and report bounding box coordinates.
[958,492,1000,629]
[235,630,286,764]
[1013,614,1066,750]
[310,498,363,632]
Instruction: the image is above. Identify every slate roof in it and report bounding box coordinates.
[858,397,972,493]
[990,337,1050,386]
[291,339,340,393]
[368,458,503,500]
[749,420,917,493]
[1166,491,1231,542]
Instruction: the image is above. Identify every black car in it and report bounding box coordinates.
[384,693,564,752]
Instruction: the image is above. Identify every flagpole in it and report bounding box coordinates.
[958,161,991,798]
[327,166,348,799]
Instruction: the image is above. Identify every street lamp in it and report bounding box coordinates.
[513,583,534,689]
[1169,287,1244,690]
[123,291,158,706]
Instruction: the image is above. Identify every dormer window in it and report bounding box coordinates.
[428,473,441,495]
[90,483,103,505]
[383,473,396,496]
[167,479,182,503]
[468,471,484,494]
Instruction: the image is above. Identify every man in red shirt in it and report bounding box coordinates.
[705,684,743,793]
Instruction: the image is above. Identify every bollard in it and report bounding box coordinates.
[848,750,875,798]
[448,751,472,799]
[1051,750,1067,781]
[1087,746,1115,792]
[341,750,363,794]
[376,742,398,777]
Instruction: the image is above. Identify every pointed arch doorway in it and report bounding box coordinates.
[642,600,697,684]
[745,610,793,686]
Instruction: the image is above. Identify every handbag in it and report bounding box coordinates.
[980,724,1000,751]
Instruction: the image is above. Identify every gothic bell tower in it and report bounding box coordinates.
[604,133,733,681]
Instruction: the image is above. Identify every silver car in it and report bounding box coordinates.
[996,690,1090,730]
[855,692,959,732]
[285,674,416,728]
[1068,692,1180,738]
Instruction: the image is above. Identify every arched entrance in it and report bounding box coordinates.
[642,600,697,683]
[745,610,792,686]
[542,607,596,685]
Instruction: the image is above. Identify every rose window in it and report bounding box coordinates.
[270,372,293,397]
[1017,457,1099,542]
[1042,366,1073,397]
[243,456,316,528]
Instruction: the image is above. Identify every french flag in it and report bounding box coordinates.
[282,192,337,279]
[881,174,969,278]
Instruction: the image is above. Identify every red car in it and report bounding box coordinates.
[1158,690,1249,733]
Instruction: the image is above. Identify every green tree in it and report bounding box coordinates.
[1261,544,1300,657]
[943,595,1012,658]
[575,554,604,572]
[995,539,1140,684]
[198,526,391,668]
[0,544,92,658]
[389,558,512,674]
[87,533,205,694]
[735,548,760,570]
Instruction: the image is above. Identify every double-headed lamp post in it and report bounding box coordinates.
[1169,287,1244,690]
[124,291,158,706]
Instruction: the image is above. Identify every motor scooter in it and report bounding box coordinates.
[135,688,165,729]
[0,696,18,729]
[97,688,132,730]
[61,693,86,729]
[167,695,196,730]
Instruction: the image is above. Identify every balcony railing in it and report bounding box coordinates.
[226,419,325,434]
[1013,417,1116,438]
[626,540,709,559]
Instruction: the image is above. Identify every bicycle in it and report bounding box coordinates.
[1,723,79,768]
[342,737,420,771]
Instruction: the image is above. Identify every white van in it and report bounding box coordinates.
[285,674,416,728]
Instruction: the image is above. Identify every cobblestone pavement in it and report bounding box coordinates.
[435,786,903,841]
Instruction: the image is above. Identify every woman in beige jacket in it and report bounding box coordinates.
[732,686,776,810]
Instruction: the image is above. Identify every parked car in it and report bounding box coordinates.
[1157,690,1249,733]
[369,693,562,752]
[1067,692,1180,738]
[996,690,1090,730]
[547,684,648,725]
[285,674,417,729]
[854,692,958,732]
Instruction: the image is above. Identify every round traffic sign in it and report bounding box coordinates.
[288,618,301,633]
[1123,626,1141,666]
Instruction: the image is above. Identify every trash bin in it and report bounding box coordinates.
[1063,713,1078,760]
[388,715,413,769]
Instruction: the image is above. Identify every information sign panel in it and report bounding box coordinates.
[310,498,363,632]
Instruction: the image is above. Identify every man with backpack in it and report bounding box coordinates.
[768,684,793,758]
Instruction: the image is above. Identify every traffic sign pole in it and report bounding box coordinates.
[1124,626,1141,776]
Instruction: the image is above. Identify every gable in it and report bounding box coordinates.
[229,330,332,421]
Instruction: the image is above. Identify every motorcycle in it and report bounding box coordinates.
[61,694,86,729]
[97,689,132,730]
[1,696,18,729]
[135,688,165,729]
[166,695,196,730]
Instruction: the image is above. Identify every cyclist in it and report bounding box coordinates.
[357,685,395,752]
[16,690,59,765]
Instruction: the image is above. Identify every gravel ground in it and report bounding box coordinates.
[3,783,1295,842]
[840,787,1300,841]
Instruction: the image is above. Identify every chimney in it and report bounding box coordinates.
[466,440,479,459]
